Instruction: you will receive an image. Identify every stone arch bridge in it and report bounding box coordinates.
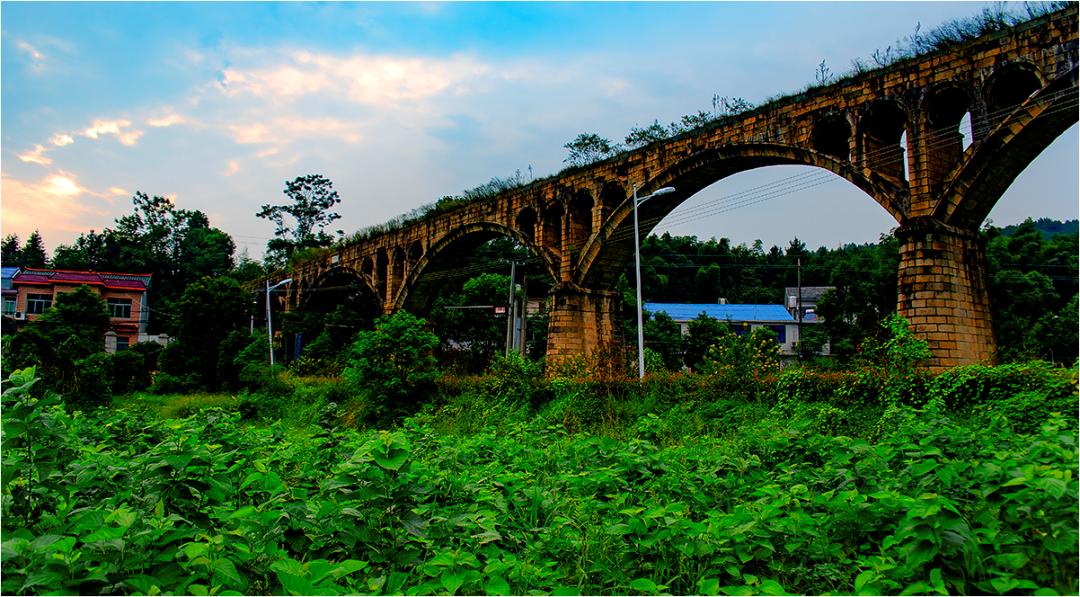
[282,8,1077,370]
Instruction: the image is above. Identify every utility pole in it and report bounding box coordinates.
[796,257,803,362]
[518,273,528,354]
[504,261,516,357]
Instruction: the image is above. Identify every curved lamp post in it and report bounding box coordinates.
[266,278,293,369]
[633,184,676,379]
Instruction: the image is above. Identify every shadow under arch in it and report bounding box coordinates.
[574,143,903,289]
[298,265,381,315]
[394,221,559,313]
[935,66,1078,229]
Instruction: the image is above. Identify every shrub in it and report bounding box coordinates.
[68,352,113,410]
[343,311,440,421]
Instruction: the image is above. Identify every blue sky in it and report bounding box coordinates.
[3,2,1076,259]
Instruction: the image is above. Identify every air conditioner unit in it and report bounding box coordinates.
[13,312,26,321]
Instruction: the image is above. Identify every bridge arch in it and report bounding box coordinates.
[394,220,559,312]
[574,143,902,288]
[298,265,382,315]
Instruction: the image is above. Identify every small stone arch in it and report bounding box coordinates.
[859,98,910,182]
[598,181,626,222]
[516,205,538,243]
[542,202,564,251]
[390,246,407,302]
[922,83,974,187]
[985,60,1044,114]
[407,240,423,264]
[811,112,852,160]
[567,189,594,252]
[375,249,389,303]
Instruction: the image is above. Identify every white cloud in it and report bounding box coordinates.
[108,186,129,196]
[0,172,112,240]
[147,113,187,128]
[17,144,52,165]
[82,118,144,146]
[50,134,74,147]
[229,117,362,146]
[16,40,45,62]
[219,49,491,108]
[224,160,240,176]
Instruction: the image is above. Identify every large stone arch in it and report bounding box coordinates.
[298,265,382,316]
[934,66,1078,228]
[395,221,559,312]
[574,143,902,288]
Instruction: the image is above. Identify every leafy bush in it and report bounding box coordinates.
[343,311,440,422]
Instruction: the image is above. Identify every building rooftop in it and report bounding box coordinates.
[12,268,152,291]
[645,303,795,322]
[1,267,18,292]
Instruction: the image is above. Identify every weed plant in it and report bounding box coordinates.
[2,359,1076,595]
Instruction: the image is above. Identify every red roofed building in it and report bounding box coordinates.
[10,268,153,351]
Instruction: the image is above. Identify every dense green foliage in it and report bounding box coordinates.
[4,286,113,407]
[0,231,48,268]
[49,192,237,333]
[343,311,441,422]
[2,358,1076,596]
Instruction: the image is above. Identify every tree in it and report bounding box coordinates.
[5,285,112,406]
[431,272,514,371]
[683,313,731,371]
[50,193,236,334]
[625,121,669,149]
[563,133,620,167]
[343,311,439,421]
[160,276,249,390]
[1,235,20,265]
[20,231,47,268]
[643,310,684,371]
[257,174,342,266]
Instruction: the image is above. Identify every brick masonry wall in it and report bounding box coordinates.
[896,220,995,370]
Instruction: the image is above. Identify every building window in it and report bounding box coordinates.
[768,325,787,344]
[26,293,52,314]
[116,336,130,351]
[2,298,14,315]
[108,298,133,319]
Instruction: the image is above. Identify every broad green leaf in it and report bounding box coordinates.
[629,578,657,592]
[699,578,721,596]
[484,576,511,596]
[440,571,466,595]
[212,558,248,591]
[759,579,788,595]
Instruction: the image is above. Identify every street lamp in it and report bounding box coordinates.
[633,184,675,379]
[266,278,293,369]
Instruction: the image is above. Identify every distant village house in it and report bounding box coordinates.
[6,268,165,352]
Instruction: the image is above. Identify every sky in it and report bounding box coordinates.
[2,1,1077,261]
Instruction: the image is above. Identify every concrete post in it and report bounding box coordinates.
[104,331,118,353]
[895,218,996,370]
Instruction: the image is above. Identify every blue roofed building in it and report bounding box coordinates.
[644,302,807,356]
[2,266,19,317]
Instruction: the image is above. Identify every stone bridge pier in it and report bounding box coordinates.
[546,283,623,360]
[896,220,994,368]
